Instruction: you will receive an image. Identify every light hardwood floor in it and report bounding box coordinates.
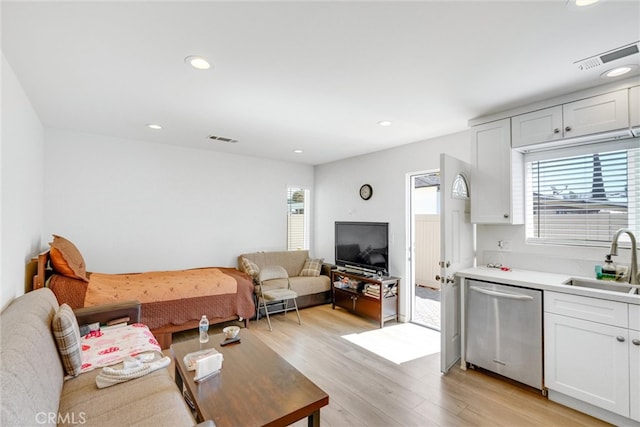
[172,304,611,427]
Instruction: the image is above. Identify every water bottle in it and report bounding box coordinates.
[199,315,209,343]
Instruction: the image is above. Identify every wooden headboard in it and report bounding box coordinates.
[30,250,51,291]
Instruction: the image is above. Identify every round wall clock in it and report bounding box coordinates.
[359,184,373,200]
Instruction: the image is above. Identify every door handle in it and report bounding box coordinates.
[469,286,533,300]
[446,276,455,284]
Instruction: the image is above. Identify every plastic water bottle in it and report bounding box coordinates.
[199,315,209,343]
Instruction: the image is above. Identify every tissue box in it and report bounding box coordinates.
[194,353,223,381]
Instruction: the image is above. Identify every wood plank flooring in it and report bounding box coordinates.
[172,304,611,427]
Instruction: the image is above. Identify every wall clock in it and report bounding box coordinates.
[359,184,373,200]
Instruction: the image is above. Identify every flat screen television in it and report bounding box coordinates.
[335,221,389,275]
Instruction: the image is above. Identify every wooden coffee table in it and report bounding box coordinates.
[171,330,329,427]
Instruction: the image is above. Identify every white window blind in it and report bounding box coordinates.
[525,142,639,247]
[287,187,309,251]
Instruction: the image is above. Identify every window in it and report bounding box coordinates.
[525,141,639,247]
[287,186,310,250]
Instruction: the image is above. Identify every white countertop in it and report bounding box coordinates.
[457,266,640,305]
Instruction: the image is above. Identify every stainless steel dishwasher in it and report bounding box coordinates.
[465,279,543,390]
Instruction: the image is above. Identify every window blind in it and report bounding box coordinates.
[525,143,639,247]
[287,187,309,251]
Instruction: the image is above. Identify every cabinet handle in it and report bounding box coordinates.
[503,214,509,219]
[553,128,560,134]
[565,126,572,132]
[435,275,442,282]
[616,336,625,342]
[633,339,640,346]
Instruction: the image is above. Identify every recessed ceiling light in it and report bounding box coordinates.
[293,149,303,154]
[184,55,211,70]
[146,123,162,130]
[378,120,392,127]
[601,66,633,78]
[566,0,601,8]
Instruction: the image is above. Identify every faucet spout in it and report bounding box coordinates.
[609,228,639,285]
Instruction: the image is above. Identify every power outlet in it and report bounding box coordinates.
[497,240,511,251]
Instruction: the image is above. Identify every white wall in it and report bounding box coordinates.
[314,130,470,320]
[1,53,45,309]
[477,224,626,277]
[44,129,314,273]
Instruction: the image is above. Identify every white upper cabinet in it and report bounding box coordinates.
[562,89,629,138]
[470,118,524,224]
[512,105,563,148]
[630,86,640,135]
[512,89,631,148]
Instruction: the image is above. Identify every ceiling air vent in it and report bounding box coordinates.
[208,135,238,143]
[575,41,639,70]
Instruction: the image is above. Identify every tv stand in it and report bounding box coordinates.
[331,270,399,328]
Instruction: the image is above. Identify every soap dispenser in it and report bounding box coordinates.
[602,254,617,280]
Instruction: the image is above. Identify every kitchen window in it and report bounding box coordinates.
[525,140,639,247]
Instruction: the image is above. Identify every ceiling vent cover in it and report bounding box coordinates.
[575,41,639,70]
[208,135,238,143]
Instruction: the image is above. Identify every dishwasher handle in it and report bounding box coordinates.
[469,285,534,301]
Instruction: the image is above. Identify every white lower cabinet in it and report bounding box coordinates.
[545,312,629,415]
[630,304,640,422]
[544,291,638,424]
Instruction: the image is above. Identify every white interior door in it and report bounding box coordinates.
[440,153,474,373]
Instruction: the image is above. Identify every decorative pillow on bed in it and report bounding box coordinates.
[52,303,83,377]
[300,258,324,277]
[49,234,89,282]
[240,257,260,280]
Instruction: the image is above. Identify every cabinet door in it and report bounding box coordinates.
[511,106,563,148]
[563,89,629,138]
[470,118,524,224]
[630,86,640,136]
[630,329,640,422]
[354,295,380,321]
[544,313,630,417]
[334,289,354,311]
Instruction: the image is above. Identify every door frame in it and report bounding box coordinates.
[406,169,440,325]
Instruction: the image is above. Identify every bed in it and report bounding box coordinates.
[31,236,255,348]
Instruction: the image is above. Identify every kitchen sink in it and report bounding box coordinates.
[563,277,638,295]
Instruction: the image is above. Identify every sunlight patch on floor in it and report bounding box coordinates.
[342,323,440,365]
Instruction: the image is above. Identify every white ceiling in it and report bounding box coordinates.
[2,1,639,165]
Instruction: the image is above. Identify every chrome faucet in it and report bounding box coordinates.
[609,228,639,285]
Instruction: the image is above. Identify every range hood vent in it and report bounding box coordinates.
[575,41,639,71]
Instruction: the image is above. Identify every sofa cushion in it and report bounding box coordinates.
[239,250,309,278]
[288,276,331,296]
[240,257,260,280]
[58,368,195,426]
[300,258,323,277]
[52,303,83,376]
[1,288,64,427]
[49,234,89,282]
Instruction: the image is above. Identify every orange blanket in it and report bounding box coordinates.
[84,268,237,307]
